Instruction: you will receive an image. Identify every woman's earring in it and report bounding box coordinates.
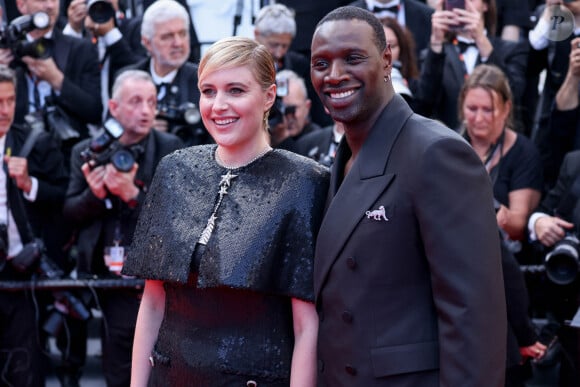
[384,75,390,83]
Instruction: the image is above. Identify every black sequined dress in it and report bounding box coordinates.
[123,145,329,386]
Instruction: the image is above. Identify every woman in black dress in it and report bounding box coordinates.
[124,36,329,386]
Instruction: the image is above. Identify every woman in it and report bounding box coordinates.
[124,36,329,386]
[460,64,545,387]
[417,0,528,130]
[380,17,419,104]
[459,64,542,241]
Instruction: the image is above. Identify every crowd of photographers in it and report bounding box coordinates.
[2,0,580,386]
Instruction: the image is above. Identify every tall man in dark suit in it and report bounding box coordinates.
[63,69,183,387]
[121,0,209,147]
[310,7,507,386]
[0,65,69,387]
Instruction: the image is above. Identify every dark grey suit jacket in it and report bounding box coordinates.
[314,95,507,386]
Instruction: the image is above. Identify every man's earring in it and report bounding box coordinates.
[384,75,390,83]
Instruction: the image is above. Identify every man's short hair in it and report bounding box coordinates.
[141,0,190,41]
[316,6,387,53]
[111,70,154,100]
[0,65,16,87]
[254,4,296,37]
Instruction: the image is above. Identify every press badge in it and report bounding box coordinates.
[104,244,125,275]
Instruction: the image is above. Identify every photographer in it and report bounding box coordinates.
[0,64,69,386]
[0,0,102,167]
[63,70,182,387]
[120,0,210,147]
[528,149,580,385]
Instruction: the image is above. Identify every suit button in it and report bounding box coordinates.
[318,359,325,373]
[342,310,353,323]
[345,364,357,375]
[346,257,357,270]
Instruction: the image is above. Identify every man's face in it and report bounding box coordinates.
[255,32,293,63]
[282,80,311,137]
[0,82,16,137]
[143,18,190,75]
[109,78,157,144]
[16,0,59,32]
[310,19,391,125]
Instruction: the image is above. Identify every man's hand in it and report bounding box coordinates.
[520,341,548,362]
[568,37,580,78]
[0,48,14,66]
[82,162,107,199]
[152,118,169,133]
[4,156,32,193]
[103,163,139,203]
[21,56,65,91]
[67,0,88,34]
[534,215,575,247]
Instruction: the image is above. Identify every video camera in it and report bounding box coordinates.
[80,118,136,172]
[0,225,91,336]
[0,12,53,59]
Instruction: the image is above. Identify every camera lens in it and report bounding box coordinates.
[88,0,115,24]
[111,149,135,172]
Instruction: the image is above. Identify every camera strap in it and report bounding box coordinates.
[18,125,43,159]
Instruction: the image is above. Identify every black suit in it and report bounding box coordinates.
[529,150,580,386]
[314,95,506,386]
[0,124,68,387]
[417,37,529,129]
[63,129,182,387]
[295,124,337,166]
[13,28,102,136]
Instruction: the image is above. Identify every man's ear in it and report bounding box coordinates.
[141,37,152,53]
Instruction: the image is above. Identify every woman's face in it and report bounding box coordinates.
[383,26,400,62]
[198,65,275,151]
[463,87,510,142]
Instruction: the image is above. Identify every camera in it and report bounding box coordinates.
[87,0,115,23]
[545,232,580,285]
[80,118,136,172]
[268,74,290,129]
[1,232,91,336]
[0,12,53,59]
[156,84,202,142]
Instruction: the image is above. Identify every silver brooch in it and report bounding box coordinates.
[365,205,388,221]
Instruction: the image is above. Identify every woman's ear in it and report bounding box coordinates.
[265,83,277,112]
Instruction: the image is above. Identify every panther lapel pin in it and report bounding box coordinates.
[365,205,389,221]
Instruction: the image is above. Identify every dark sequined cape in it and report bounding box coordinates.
[124,145,329,301]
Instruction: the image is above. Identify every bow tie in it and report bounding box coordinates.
[456,40,476,54]
[372,4,400,14]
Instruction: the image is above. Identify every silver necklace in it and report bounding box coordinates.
[215,146,272,170]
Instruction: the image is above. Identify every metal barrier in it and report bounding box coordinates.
[0,278,145,291]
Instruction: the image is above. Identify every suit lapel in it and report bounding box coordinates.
[445,44,466,86]
[314,95,413,296]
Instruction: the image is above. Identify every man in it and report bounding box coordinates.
[254,3,331,127]
[0,65,69,386]
[541,36,580,191]
[271,69,320,151]
[1,0,102,159]
[121,0,209,146]
[63,0,146,121]
[310,7,507,386]
[63,70,183,387]
[527,149,580,386]
[527,0,580,189]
